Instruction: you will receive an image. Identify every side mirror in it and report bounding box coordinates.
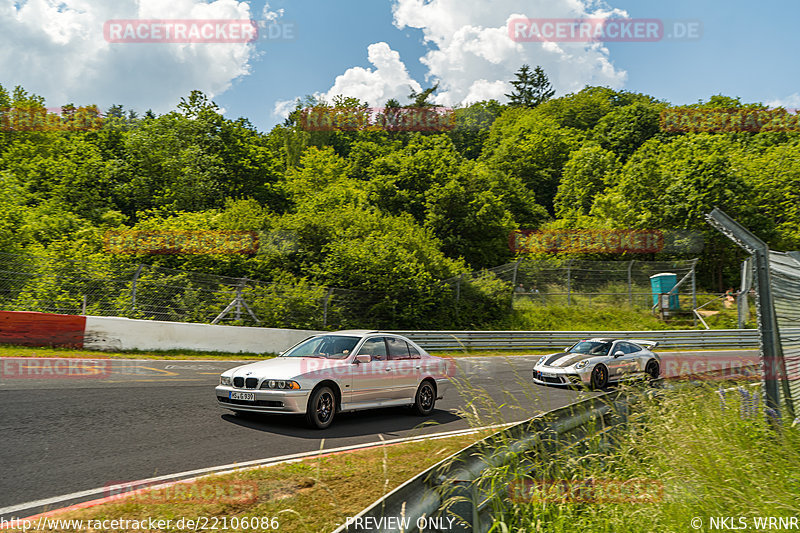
[614,351,624,358]
[355,354,372,364]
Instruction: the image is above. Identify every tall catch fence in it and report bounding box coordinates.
[765,252,800,409]
[707,208,797,418]
[449,258,698,309]
[0,252,384,329]
[0,252,699,330]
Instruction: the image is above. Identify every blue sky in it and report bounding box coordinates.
[2,0,798,133]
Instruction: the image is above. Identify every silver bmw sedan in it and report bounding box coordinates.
[216,330,454,429]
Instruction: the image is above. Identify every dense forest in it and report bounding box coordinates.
[1,73,798,328]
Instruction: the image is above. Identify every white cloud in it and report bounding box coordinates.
[767,93,800,110]
[280,0,629,114]
[0,0,258,113]
[392,0,629,106]
[272,41,421,120]
[323,42,421,106]
[272,97,296,120]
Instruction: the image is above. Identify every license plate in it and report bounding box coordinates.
[230,391,255,401]
[541,372,557,378]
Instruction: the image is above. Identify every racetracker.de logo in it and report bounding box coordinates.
[509,229,664,254]
[298,106,456,132]
[104,19,259,43]
[104,230,259,255]
[0,106,103,132]
[299,357,457,379]
[508,18,702,42]
[1,358,111,380]
[104,480,258,504]
[660,107,800,133]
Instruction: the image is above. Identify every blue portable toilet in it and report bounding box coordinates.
[650,273,680,310]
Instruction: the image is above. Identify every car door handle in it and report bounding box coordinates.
[385,368,393,371]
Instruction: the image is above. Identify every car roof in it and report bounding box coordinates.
[322,330,379,337]
[582,337,618,343]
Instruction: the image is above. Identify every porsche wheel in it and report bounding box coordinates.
[645,359,660,380]
[591,364,609,390]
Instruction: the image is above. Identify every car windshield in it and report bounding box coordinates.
[568,341,612,356]
[281,335,360,359]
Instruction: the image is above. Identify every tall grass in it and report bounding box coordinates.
[504,299,679,330]
[469,384,800,532]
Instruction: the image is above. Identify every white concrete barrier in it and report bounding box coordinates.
[83,316,322,354]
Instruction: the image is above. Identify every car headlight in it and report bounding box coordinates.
[220,376,232,386]
[575,360,589,370]
[260,379,300,390]
[537,356,547,366]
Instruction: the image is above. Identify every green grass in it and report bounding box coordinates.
[37,431,490,533]
[503,296,754,331]
[504,300,686,330]
[0,344,274,360]
[475,384,800,532]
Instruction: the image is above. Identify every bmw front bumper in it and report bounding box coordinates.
[215,385,311,414]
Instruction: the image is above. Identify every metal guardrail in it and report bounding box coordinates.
[333,392,630,533]
[387,329,759,351]
[334,364,762,533]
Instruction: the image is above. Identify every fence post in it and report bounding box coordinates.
[322,287,334,328]
[566,260,573,305]
[455,274,463,323]
[235,280,243,321]
[738,257,752,329]
[691,259,698,327]
[706,208,793,418]
[130,263,143,313]
[511,259,521,309]
[627,260,634,306]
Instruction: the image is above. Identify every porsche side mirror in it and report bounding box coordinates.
[614,351,624,358]
[355,354,372,364]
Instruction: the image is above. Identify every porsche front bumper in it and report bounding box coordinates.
[532,366,592,386]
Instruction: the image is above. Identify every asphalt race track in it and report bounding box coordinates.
[0,350,756,516]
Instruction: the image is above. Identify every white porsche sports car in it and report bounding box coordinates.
[532,338,661,389]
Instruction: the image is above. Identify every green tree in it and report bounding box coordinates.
[482,108,581,213]
[506,65,555,108]
[591,102,665,159]
[447,100,505,159]
[408,84,439,108]
[554,143,620,218]
[592,134,771,288]
[366,134,462,222]
[423,161,546,267]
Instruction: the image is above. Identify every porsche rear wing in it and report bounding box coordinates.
[629,339,659,350]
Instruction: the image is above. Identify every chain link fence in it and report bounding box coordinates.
[765,252,800,411]
[0,252,386,329]
[0,252,701,330]
[707,208,797,419]
[447,258,699,310]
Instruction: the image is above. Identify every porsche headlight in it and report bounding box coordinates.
[575,360,589,370]
[537,356,547,366]
[220,376,232,386]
